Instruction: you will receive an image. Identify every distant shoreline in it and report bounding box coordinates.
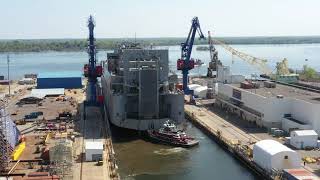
[1,36,320,53]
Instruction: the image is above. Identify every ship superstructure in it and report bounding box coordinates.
[102,43,184,130]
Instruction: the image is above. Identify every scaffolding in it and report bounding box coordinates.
[49,139,73,180]
[0,107,13,173]
[0,103,20,173]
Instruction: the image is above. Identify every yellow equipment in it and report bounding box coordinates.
[44,133,52,145]
[276,58,290,75]
[11,142,26,160]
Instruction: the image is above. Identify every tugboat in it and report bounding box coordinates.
[147,120,199,148]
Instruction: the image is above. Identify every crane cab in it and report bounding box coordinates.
[177,59,195,70]
[83,64,102,77]
[83,64,89,77]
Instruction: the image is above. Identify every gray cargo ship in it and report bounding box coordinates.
[101,43,184,130]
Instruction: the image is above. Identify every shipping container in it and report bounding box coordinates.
[240,81,252,89]
[0,80,10,85]
[282,168,317,180]
[25,114,38,119]
[24,73,37,79]
[264,81,276,88]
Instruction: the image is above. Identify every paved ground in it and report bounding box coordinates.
[73,105,114,180]
[185,104,261,147]
[3,84,85,178]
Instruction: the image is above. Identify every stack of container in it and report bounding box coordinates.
[264,81,276,88]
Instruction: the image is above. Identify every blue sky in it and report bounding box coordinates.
[1,0,320,39]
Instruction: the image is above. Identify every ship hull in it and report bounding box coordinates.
[101,48,185,131]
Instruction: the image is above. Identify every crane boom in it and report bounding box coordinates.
[212,38,273,75]
[177,17,205,95]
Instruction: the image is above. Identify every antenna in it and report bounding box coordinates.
[7,55,10,96]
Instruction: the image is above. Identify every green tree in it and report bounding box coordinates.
[303,65,318,79]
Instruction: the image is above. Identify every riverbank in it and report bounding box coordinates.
[1,36,320,53]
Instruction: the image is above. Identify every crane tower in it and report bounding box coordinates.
[207,31,222,77]
[177,17,205,95]
[84,15,102,103]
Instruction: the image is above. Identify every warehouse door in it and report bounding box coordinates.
[92,154,102,161]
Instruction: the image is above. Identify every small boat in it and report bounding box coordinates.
[147,120,199,148]
[193,59,204,66]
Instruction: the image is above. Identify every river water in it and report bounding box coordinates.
[0,44,320,80]
[111,122,257,180]
[0,44,319,179]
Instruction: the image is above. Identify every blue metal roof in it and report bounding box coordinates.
[38,71,82,78]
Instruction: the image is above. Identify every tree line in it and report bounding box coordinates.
[1,36,320,53]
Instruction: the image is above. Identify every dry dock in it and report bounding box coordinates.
[73,104,118,180]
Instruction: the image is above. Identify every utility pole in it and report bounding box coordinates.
[7,55,10,96]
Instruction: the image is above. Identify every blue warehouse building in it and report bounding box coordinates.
[37,71,82,89]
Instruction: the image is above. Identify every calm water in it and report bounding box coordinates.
[112,122,257,180]
[0,44,320,80]
[0,44,319,179]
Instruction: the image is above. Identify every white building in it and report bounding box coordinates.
[217,65,245,84]
[290,130,318,149]
[188,84,201,90]
[18,78,35,85]
[282,117,312,134]
[216,78,320,134]
[253,140,300,172]
[194,86,208,98]
[31,88,65,98]
[85,141,103,161]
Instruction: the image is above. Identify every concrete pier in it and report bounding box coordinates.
[185,104,273,180]
[73,105,119,180]
[185,104,261,148]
